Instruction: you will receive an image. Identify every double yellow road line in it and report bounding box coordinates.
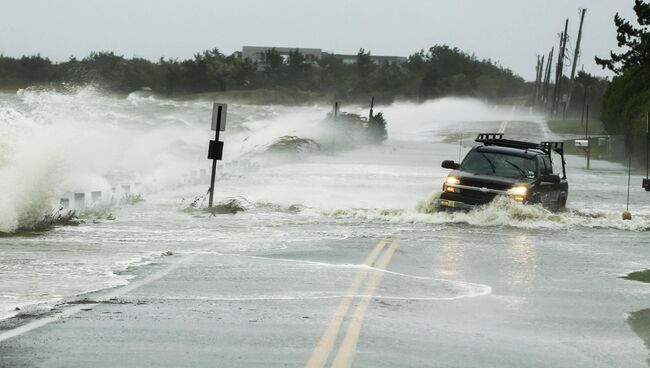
[306,237,399,368]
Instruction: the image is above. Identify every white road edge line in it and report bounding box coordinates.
[0,254,196,343]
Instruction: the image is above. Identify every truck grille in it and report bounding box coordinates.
[442,191,498,206]
[460,178,510,191]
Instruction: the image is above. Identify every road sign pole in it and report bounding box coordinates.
[332,102,338,155]
[208,103,227,208]
[641,112,650,192]
[208,127,220,208]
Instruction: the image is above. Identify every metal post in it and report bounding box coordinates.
[209,119,221,208]
[332,102,338,155]
[585,104,589,139]
[369,96,374,119]
[586,104,590,169]
[587,136,591,170]
[646,111,649,179]
[580,88,587,127]
[627,156,632,211]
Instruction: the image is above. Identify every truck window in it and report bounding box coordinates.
[461,150,537,179]
[540,155,553,175]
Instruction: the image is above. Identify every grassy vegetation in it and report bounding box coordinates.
[546,119,607,135]
[0,210,81,237]
[622,269,650,283]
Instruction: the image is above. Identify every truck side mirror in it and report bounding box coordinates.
[540,174,561,184]
[442,160,461,170]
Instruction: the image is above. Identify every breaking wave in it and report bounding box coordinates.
[0,86,230,233]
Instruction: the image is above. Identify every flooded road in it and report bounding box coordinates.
[0,88,648,367]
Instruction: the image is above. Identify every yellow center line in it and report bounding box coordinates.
[330,238,399,368]
[305,237,390,368]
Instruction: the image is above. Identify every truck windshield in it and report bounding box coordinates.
[461,150,537,179]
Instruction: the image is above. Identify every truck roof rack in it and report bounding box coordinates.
[540,141,564,155]
[475,133,567,179]
[475,133,542,151]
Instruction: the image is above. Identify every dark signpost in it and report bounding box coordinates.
[208,103,227,207]
[332,102,339,155]
[642,112,650,192]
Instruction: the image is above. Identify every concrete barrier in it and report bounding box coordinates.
[91,191,102,204]
[74,193,85,212]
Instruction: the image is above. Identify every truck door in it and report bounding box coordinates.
[539,155,559,208]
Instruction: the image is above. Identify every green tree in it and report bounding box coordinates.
[595,0,650,74]
[260,48,285,87]
[355,49,376,93]
[0,45,525,102]
[287,49,313,88]
[597,0,650,157]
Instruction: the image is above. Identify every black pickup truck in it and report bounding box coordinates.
[436,133,568,212]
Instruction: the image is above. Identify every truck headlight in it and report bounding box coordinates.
[507,186,527,201]
[446,176,460,185]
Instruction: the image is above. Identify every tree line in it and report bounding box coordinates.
[0,46,526,101]
[596,0,650,159]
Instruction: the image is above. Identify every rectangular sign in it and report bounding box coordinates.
[574,139,589,148]
[208,140,224,160]
[211,103,227,131]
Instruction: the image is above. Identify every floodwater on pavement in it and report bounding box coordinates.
[0,87,648,366]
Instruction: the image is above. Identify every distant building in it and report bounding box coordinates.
[242,46,322,63]
[241,46,406,66]
[325,53,407,65]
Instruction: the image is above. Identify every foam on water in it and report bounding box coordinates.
[324,194,650,231]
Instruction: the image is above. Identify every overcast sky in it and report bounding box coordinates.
[0,0,637,80]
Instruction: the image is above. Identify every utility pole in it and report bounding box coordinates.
[552,19,569,117]
[534,55,542,104]
[565,8,587,120]
[369,96,375,119]
[551,31,564,115]
[542,48,554,107]
[534,55,545,105]
[537,55,545,105]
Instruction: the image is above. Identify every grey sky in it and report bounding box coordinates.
[0,0,637,80]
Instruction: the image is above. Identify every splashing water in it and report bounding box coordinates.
[325,194,650,231]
